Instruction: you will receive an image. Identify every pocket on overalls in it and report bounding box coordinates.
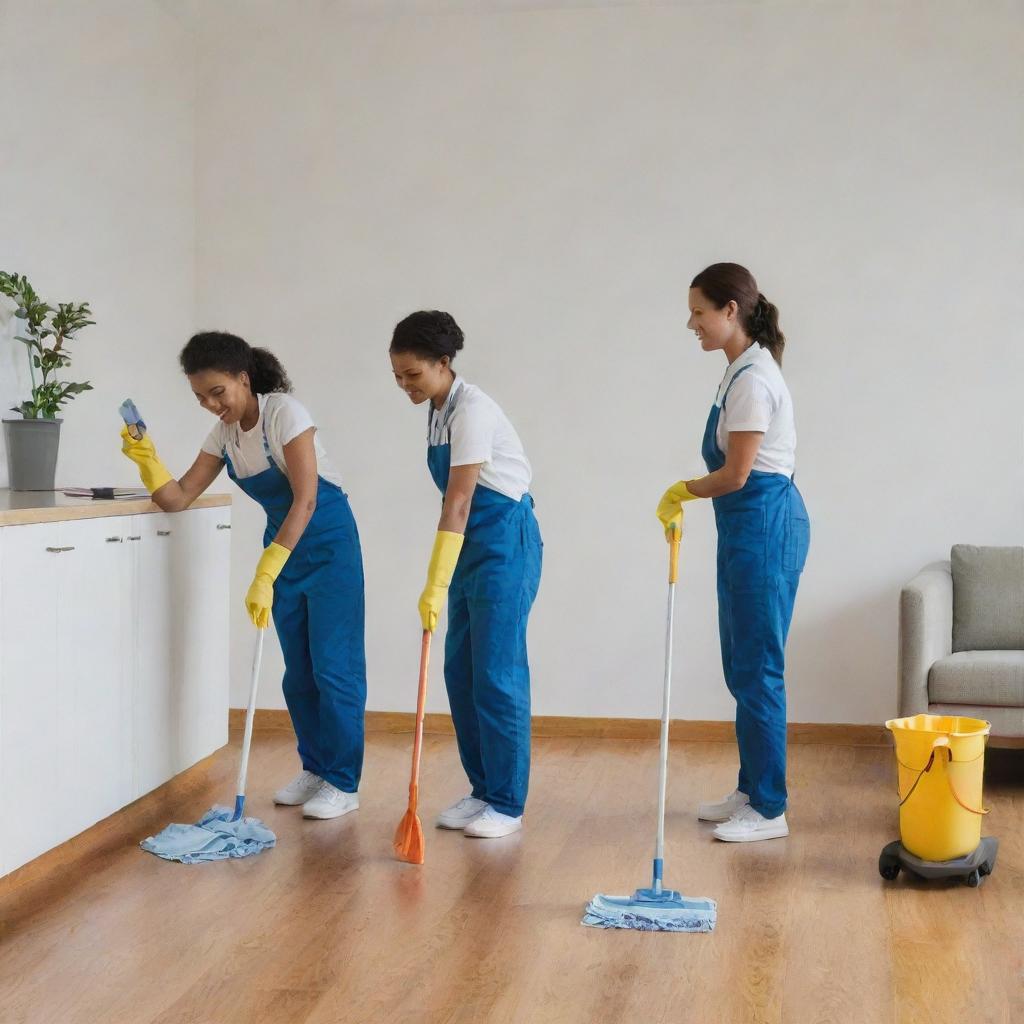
[516,506,543,616]
[719,507,768,591]
[783,492,810,574]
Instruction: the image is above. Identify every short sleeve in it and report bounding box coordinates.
[266,394,315,447]
[722,373,774,433]
[201,422,225,459]
[449,397,496,467]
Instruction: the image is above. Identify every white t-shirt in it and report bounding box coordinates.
[714,344,797,477]
[201,392,344,488]
[428,377,532,501]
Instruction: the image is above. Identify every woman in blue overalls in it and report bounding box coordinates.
[390,311,543,839]
[657,264,810,843]
[120,332,366,820]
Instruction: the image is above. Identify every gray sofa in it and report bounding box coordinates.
[899,545,1024,747]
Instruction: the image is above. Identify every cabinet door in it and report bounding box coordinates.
[0,522,61,873]
[171,507,231,771]
[130,512,176,798]
[55,517,134,839]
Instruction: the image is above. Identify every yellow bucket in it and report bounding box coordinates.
[885,714,990,862]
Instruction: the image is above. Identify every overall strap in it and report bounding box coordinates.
[720,361,756,412]
[220,403,283,474]
[261,415,282,472]
[427,380,465,445]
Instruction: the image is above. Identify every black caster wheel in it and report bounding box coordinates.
[879,857,901,881]
[979,861,993,877]
[965,869,981,888]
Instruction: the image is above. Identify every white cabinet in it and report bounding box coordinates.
[0,522,61,873]
[131,512,177,798]
[131,508,231,798]
[57,517,134,843]
[171,510,231,771]
[0,502,231,876]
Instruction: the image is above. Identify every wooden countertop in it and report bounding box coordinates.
[0,490,231,527]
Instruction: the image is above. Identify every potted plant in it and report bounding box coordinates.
[0,271,94,491]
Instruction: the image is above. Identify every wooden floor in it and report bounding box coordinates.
[1,729,1021,1024]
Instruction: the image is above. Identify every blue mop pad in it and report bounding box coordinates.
[140,805,276,864]
[582,889,717,933]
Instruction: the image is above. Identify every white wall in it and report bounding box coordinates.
[6,2,1021,726]
[193,0,1024,723]
[0,0,197,488]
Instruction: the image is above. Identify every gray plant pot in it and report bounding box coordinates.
[3,417,62,491]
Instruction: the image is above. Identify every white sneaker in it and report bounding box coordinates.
[436,795,488,830]
[712,804,788,843]
[274,770,323,806]
[302,781,359,819]
[463,806,522,839]
[697,788,750,823]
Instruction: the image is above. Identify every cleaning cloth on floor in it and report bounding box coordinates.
[140,805,276,863]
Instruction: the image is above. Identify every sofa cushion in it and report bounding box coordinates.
[951,545,1024,652]
[929,651,1024,707]
[929,703,1024,740]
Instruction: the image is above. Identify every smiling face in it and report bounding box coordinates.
[188,369,253,425]
[390,350,453,406]
[687,286,741,353]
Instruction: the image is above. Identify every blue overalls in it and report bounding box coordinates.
[224,419,366,793]
[427,385,543,818]
[702,362,810,819]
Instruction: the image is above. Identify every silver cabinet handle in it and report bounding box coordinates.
[45,546,76,553]
[106,536,124,543]
[157,530,172,537]
[216,524,231,530]
[127,536,142,541]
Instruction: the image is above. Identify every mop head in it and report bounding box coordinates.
[582,887,717,933]
[140,805,276,864]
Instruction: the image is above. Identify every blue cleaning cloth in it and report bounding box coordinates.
[582,892,717,932]
[140,805,276,863]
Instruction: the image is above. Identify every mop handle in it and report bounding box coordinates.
[653,527,680,893]
[410,630,431,787]
[235,627,265,809]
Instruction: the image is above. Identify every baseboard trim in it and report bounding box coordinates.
[0,749,225,898]
[228,709,891,746]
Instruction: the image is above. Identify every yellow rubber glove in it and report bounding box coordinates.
[245,542,291,629]
[656,479,704,539]
[418,530,465,632]
[120,426,174,494]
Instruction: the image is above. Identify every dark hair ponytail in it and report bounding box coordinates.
[179,331,292,394]
[248,347,291,394]
[389,310,465,362]
[690,263,786,365]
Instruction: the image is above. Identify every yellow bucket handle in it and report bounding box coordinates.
[896,734,990,815]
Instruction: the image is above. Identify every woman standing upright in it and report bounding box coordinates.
[657,265,809,842]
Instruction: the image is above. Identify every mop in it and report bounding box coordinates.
[141,628,276,863]
[393,630,432,864]
[582,526,717,932]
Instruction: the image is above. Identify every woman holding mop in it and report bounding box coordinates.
[390,311,543,839]
[656,264,810,843]
[120,331,366,820]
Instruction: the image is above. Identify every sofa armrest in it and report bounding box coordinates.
[898,561,953,716]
